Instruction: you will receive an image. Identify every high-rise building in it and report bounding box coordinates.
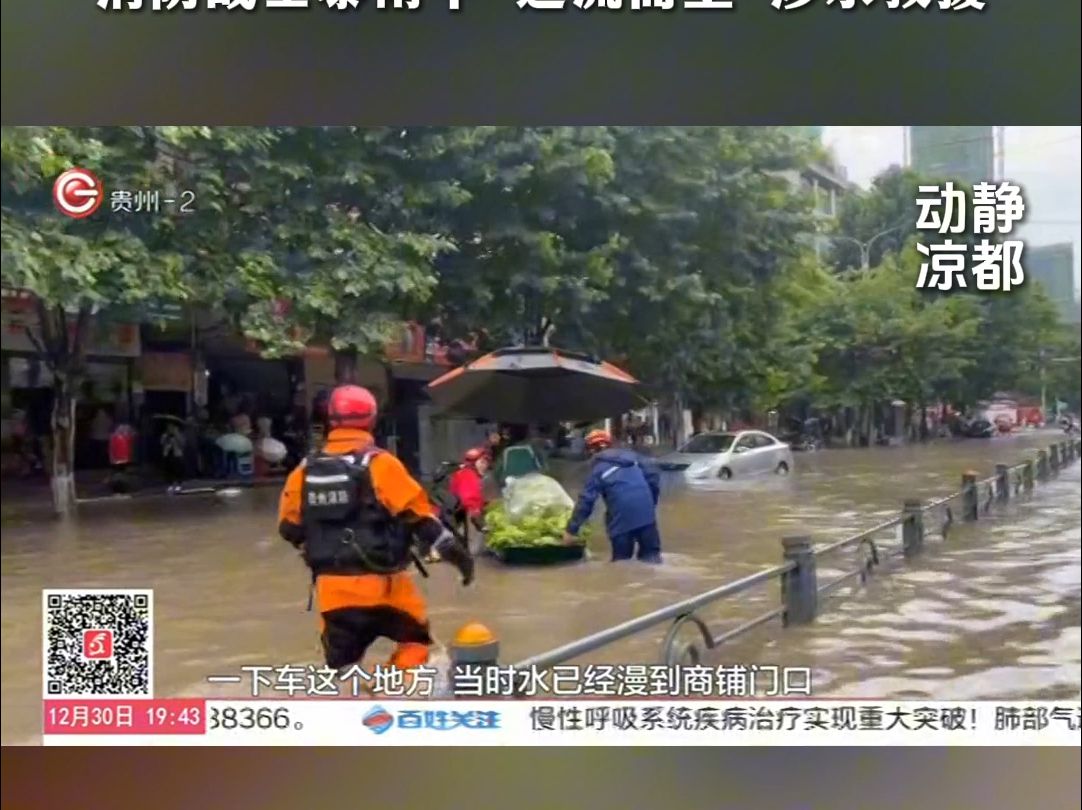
[1027,242,1079,326]
[907,126,998,186]
[778,128,851,261]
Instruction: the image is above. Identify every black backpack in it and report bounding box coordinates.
[300,450,412,576]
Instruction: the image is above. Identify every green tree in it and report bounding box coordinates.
[831,166,926,271]
[1,126,451,512]
[394,126,621,348]
[887,247,983,433]
[754,255,841,414]
[1043,332,1082,414]
[404,127,818,425]
[803,240,985,443]
[607,127,818,420]
[832,165,990,273]
[2,126,192,513]
[148,127,453,381]
[957,284,1069,408]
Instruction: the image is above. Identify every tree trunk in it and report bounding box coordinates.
[334,347,358,384]
[50,382,78,516]
[26,300,90,517]
[671,397,686,448]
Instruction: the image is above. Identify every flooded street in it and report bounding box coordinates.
[3,431,1079,744]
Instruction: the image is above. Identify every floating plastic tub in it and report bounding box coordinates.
[493,543,586,566]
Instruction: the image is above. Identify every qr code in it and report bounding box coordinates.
[42,589,153,699]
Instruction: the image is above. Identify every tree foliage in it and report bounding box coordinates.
[399,126,819,413]
[829,161,1077,415]
[3,125,1077,512]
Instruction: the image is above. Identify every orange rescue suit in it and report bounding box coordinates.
[278,428,438,670]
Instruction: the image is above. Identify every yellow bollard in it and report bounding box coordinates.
[451,622,499,662]
[448,622,500,699]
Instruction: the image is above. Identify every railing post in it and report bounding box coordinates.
[1037,450,1049,481]
[1049,443,1060,473]
[781,535,817,626]
[961,471,979,521]
[994,464,1010,502]
[1023,459,1034,493]
[902,499,924,559]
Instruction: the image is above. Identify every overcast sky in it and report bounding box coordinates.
[821,126,1082,295]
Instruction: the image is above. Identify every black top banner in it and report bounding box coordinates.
[1,0,1079,123]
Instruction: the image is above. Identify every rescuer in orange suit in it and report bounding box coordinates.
[278,385,474,672]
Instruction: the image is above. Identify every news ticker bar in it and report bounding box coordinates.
[42,699,1081,746]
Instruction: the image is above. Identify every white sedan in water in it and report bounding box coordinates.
[656,430,794,480]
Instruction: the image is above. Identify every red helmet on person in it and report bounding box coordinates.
[327,385,378,430]
[585,429,613,451]
[463,447,487,466]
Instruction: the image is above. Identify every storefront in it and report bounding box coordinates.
[300,331,476,477]
[302,346,388,428]
[138,351,194,417]
[1,290,141,470]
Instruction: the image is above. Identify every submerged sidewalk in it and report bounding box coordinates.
[0,468,287,520]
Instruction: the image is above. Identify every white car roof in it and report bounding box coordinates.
[737,430,779,440]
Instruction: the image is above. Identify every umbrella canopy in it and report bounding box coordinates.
[427,346,643,423]
[258,437,288,463]
[217,433,253,455]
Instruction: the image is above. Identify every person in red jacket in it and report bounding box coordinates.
[108,421,135,494]
[446,447,490,555]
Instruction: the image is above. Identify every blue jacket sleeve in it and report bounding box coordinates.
[639,455,661,505]
[566,466,603,536]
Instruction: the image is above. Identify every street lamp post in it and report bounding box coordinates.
[830,225,908,270]
[1040,349,1046,417]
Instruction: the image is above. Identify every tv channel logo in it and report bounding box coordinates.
[363,706,394,735]
[53,168,104,219]
[362,706,502,735]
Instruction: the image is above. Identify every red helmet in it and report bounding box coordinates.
[585,429,613,451]
[327,385,377,430]
[463,447,486,465]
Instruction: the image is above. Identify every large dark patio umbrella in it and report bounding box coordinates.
[426,346,644,424]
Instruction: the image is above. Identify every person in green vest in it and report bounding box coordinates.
[491,423,545,486]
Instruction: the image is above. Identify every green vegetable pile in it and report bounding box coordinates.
[484,501,592,551]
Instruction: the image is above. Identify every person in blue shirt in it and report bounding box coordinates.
[562,429,663,563]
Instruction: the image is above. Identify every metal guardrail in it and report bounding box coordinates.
[505,436,1082,672]
[512,563,794,670]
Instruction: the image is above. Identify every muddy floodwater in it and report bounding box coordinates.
[2,431,1079,744]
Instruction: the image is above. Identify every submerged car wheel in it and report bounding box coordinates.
[775,461,790,475]
[718,467,733,480]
